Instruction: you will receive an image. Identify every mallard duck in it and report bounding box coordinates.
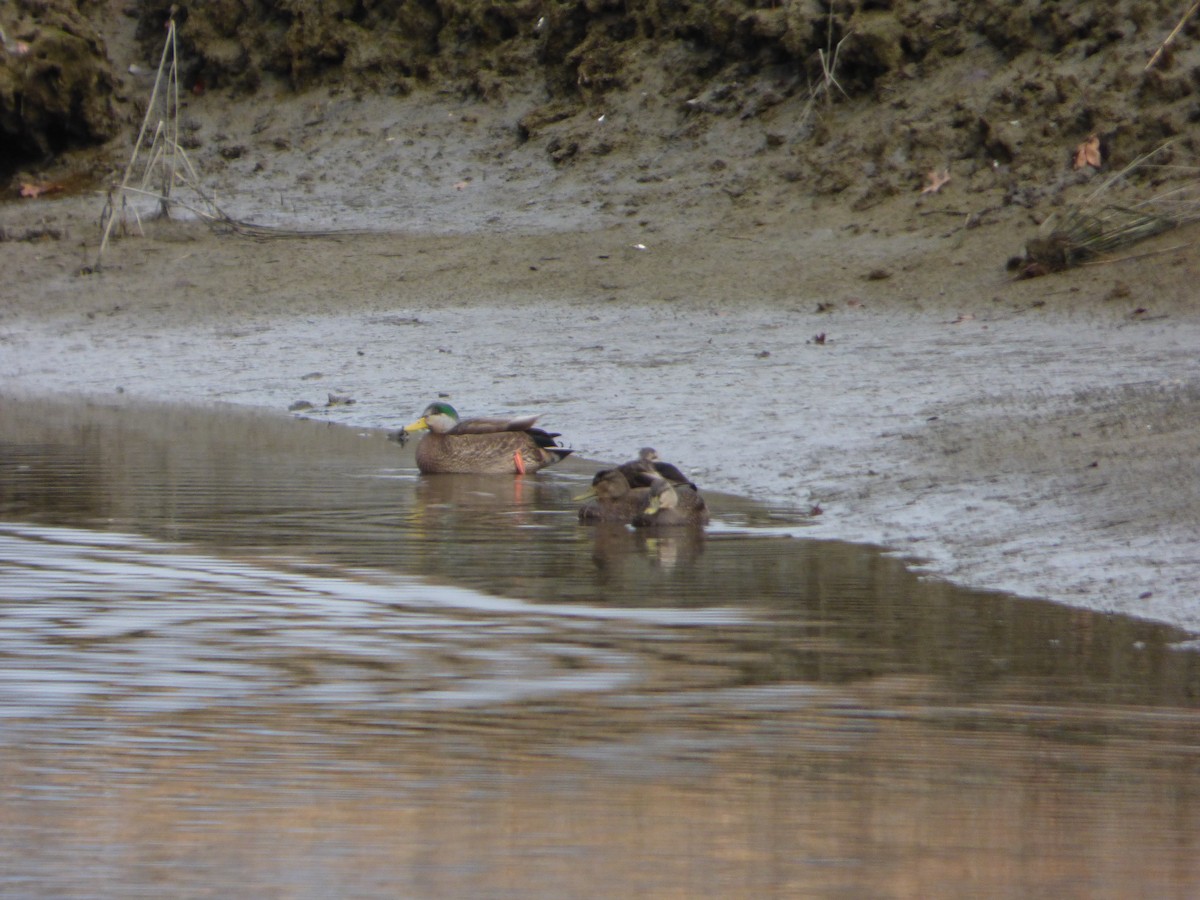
[632,477,710,527]
[402,401,573,474]
[617,447,696,489]
[575,469,653,524]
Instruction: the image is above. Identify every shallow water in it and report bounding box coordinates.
[1,397,1198,898]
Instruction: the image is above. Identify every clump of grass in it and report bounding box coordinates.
[1017,205,1177,277]
[1013,144,1200,278]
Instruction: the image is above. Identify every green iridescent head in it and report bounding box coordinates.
[404,401,459,434]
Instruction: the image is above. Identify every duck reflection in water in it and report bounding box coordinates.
[407,471,560,532]
[587,521,706,576]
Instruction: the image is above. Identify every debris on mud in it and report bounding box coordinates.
[1012,145,1200,278]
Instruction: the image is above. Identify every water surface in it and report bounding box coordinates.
[1,396,1197,898]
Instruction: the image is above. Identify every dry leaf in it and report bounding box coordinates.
[1073,134,1102,170]
[920,168,951,194]
[19,182,64,199]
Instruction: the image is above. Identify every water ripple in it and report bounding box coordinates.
[0,522,750,720]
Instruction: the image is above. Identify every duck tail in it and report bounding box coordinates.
[529,428,566,449]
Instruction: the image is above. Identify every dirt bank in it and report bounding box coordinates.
[9,1,1200,218]
[2,2,1199,632]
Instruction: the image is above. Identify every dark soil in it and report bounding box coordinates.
[0,0,118,175]
[7,0,1200,222]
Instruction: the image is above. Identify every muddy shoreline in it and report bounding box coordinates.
[3,149,1199,633]
[4,0,1200,634]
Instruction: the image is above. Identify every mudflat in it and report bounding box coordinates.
[2,1,1199,631]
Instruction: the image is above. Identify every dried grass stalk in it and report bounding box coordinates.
[93,19,358,270]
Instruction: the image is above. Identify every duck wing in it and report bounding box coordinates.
[450,414,541,435]
[652,461,695,487]
[621,460,695,490]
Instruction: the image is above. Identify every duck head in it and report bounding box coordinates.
[404,402,459,435]
[643,477,678,516]
[573,469,633,502]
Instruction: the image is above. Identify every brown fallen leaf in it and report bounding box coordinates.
[1073,134,1102,170]
[920,168,950,194]
[19,181,65,199]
